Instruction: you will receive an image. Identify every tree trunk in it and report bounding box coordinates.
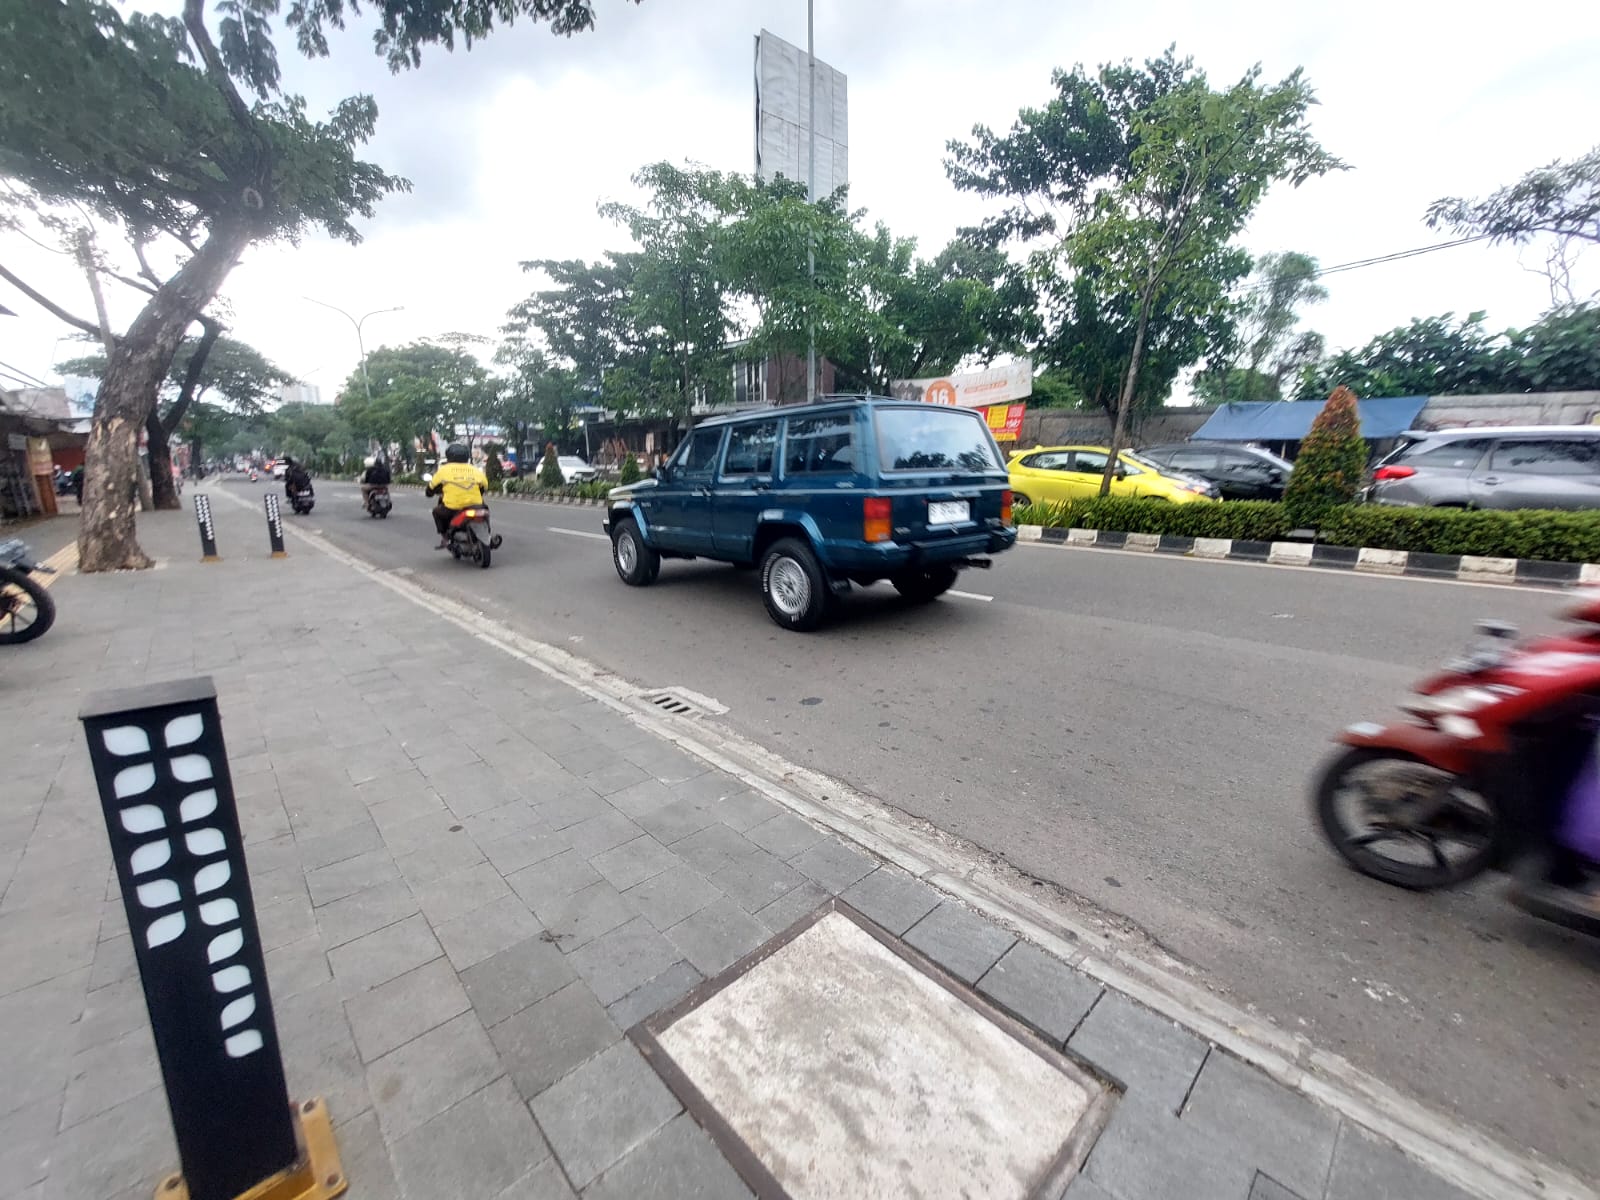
[1100,278,1157,498]
[146,409,180,509]
[79,220,251,572]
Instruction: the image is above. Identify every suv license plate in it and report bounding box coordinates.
[928,500,969,525]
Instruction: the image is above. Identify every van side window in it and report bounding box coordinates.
[785,414,855,474]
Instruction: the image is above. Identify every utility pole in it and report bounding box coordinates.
[805,0,817,405]
[304,298,403,403]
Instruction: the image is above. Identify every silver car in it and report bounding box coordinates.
[1369,426,1600,510]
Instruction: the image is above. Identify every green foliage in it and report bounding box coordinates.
[337,339,492,460]
[1017,496,1292,541]
[59,334,289,417]
[538,443,564,488]
[1296,304,1600,399]
[1202,251,1326,402]
[504,477,610,501]
[1426,144,1599,248]
[1283,386,1367,527]
[619,453,641,484]
[483,441,504,485]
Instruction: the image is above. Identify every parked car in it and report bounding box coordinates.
[1367,426,1600,510]
[1006,445,1219,506]
[271,461,287,480]
[558,455,597,483]
[603,397,1017,630]
[1137,442,1292,501]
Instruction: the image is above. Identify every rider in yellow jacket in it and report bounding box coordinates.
[425,443,488,548]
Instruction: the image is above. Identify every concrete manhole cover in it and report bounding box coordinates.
[634,904,1112,1199]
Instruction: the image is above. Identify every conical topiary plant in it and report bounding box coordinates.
[1283,385,1367,529]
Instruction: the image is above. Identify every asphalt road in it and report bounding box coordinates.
[243,477,1598,1176]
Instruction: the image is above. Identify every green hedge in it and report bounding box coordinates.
[502,479,612,501]
[1016,497,1600,563]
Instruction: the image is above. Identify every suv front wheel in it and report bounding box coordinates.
[611,516,660,586]
[761,538,833,631]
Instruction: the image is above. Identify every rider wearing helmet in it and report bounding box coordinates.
[282,455,312,498]
[425,443,488,548]
[359,454,391,507]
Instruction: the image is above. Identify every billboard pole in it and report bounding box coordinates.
[805,0,817,404]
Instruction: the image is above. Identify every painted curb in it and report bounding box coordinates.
[1017,524,1597,589]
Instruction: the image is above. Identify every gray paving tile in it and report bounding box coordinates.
[495,1156,577,1200]
[565,810,644,860]
[633,797,720,845]
[307,847,399,907]
[71,976,146,1052]
[411,862,512,927]
[1068,993,1209,1114]
[508,848,600,914]
[590,835,679,892]
[60,1027,159,1129]
[842,866,941,935]
[264,932,334,1000]
[368,1011,503,1140]
[1250,1173,1308,1200]
[709,790,782,833]
[711,848,805,913]
[567,917,683,1006]
[789,837,876,893]
[670,823,760,876]
[752,880,829,934]
[977,941,1102,1046]
[329,913,442,996]
[585,1111,751,1200]
[491,981,620,1099]
[486,823,574,876]
[623,865,724,932]
[665,897,770,977]
[538,880,634,951]
[437,894,544,971]
[606,778,677,819]
[744,810,826,859]
[378,807,463,859]
[345,957,471,1063]
[314,878,418,949]
[621,743,709,786]
[537,785,610,832]
[325,1107,402,1200]
[296,819,385,872]
[606,960,703,1032]
[1325,1125,1474,1200]
[391,1078,550,1200]
[1063,1173,1118,1199]
[394,832,487,887]
[669,771,748,807]
[582,758,650,796]
[1085,1100,1256,1200]
[904,902,1017,984]
[1182,1051,1338,1199]
[531,1040,681,1189]
[461,936,579,1028]
[42,1087,176,1200]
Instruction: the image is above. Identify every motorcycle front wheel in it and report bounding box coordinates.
[1314,747,1500,890]
[0,565,55,644]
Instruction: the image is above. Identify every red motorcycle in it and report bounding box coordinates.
[1314,597,1600,935]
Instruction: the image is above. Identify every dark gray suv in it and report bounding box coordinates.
[1369,427,1600,510]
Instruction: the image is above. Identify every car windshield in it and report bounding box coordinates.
[875,407,1003,472]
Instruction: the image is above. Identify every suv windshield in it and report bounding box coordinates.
[875,407,1003,473]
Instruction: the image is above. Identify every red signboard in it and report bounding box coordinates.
[985,403,1026,443]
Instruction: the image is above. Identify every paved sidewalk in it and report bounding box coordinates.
[2,497,1486,1200]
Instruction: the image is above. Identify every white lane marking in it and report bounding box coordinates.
[948,589,993,602]
[548,527,610,542]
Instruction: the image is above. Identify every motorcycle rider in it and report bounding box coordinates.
[283,456,312,501]
[359,455,391,509]
[425,443,488,549]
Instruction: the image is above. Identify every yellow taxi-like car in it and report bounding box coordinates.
[1007,445,1220,506]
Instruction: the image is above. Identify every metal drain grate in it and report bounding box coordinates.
[640,687,728,718]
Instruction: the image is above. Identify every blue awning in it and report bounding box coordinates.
[1191,395,1428,442]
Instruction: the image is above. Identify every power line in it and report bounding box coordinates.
[1238,235,1495,293]
[0,358,50,388]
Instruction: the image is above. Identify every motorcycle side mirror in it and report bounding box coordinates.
[421,473,433,484]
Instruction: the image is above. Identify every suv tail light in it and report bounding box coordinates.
[1001,489,1014,525]
[1372,465,1416,481]
[864,497,892,543]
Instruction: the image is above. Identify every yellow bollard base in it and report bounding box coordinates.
[200,555,222,563]
[155,1097,347,1200]
[270,551,288,558]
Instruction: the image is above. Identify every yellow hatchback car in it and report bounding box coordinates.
[1007,445,1219,506]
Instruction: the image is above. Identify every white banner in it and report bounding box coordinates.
[889,360,1033,408]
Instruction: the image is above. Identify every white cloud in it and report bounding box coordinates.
[3,0,1598,397]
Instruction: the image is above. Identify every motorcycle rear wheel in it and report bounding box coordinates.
[1314,747,1499,890]
[0,565,55,644]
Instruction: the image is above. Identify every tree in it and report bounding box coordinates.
[337,340,491,465]
[0,0,634,571]
[1283,386,1367,528]
[619,453,641,484]
[1200,251,1327,402]
[269,401,361,470]
[1426,144,1600,305]
[59,333,289,506]
[538,443,564,488]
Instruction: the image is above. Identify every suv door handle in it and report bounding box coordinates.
[1480,476,1501,486]
[752,482,771,492]
[694,486,712,497]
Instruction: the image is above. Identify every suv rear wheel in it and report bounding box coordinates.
[611,516,660,586]
[891,565,960,603]
[761,537,832,631]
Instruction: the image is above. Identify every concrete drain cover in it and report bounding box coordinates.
[634,903,1111,1199]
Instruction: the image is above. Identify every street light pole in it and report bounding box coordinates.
[303,298,403,403]
[805,0,817,404]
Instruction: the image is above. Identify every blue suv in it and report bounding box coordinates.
[602,397,1017,630]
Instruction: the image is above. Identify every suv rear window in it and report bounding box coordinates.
[875,407,1003,473]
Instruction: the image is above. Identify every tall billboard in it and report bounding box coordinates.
[890,360,1034,408]
[754,29,848,199]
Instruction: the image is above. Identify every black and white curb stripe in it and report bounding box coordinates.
[1016,524,1600,588]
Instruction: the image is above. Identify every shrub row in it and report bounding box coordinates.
[502,478,613,501]
[1015,497,1600,564]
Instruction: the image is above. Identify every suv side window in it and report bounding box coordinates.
[1489,438,1600,475]
[784,414,855,475]
[721,420,778,479]
[675,426,725,478]
[1406,439,1490,470]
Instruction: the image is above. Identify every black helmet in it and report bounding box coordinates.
[445,443,470,463]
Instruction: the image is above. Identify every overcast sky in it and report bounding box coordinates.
[3,0,1598,403]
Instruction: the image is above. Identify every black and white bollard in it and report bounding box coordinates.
[193,493,220,563]
[80,678,346,1200]
[264,494,287,558]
